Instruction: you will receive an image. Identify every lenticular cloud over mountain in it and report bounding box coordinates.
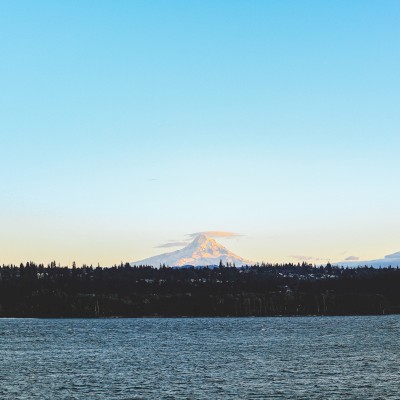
[132,234,253,267]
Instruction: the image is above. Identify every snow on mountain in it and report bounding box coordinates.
[131,234,253,268]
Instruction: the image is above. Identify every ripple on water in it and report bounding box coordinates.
[1,316,400,399]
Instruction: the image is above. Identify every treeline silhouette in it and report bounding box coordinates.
[1,261,400,317]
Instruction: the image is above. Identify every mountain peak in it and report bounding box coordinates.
[132,234,253,268]
[191,234,211,245]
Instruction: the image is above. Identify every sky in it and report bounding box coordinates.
[1,1,399,266]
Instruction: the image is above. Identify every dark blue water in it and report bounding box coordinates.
[1,316,399,399]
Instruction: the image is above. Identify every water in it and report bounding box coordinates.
[0,316,399,399]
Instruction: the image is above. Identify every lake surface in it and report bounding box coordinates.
[1,316,399,399]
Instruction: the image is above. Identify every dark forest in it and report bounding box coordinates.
[1,262,400,317]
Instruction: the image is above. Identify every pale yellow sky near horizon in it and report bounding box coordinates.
[1,226,399,267]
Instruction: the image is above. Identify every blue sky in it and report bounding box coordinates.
[1,1,399,265]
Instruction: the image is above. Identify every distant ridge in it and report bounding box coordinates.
[338,250,400,268]
[131,234,253,268]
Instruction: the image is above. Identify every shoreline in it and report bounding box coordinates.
[1,312,398,319]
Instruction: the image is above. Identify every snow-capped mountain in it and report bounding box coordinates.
[131,234,253,268]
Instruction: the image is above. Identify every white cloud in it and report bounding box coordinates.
[155,231,243,250]
[188,231,243,239]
